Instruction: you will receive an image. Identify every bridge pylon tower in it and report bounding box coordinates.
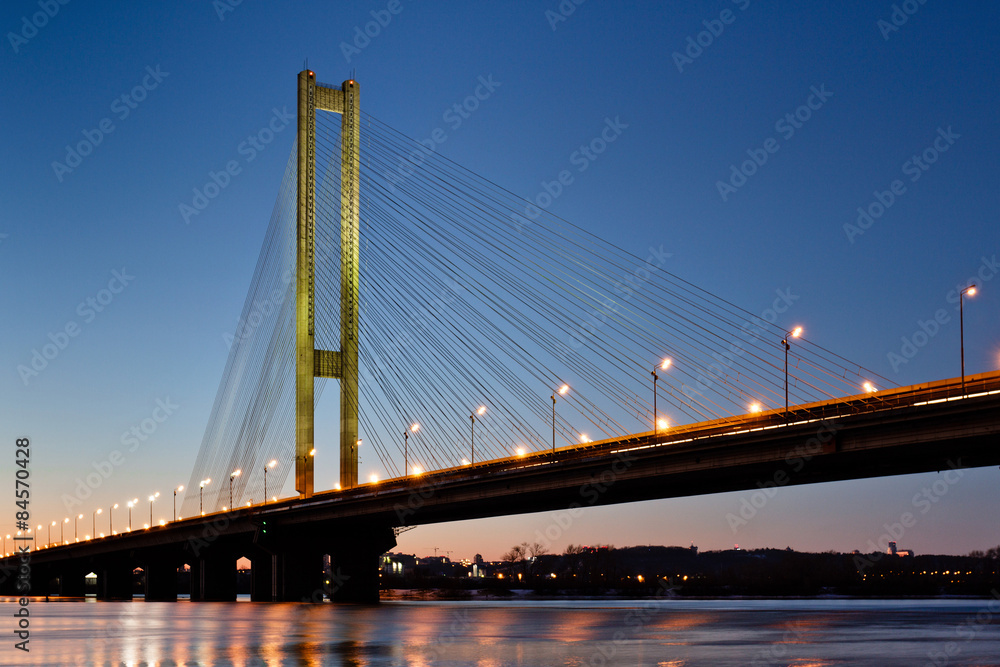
[296,70,361,496]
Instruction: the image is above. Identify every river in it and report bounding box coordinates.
[2,596,999,666]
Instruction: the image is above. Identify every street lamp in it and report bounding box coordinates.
[781,327,802,418]
[49,521,54,547]
[173,486,184,521]
[405,423,419,475]
[264,460,276,503]
[471,406,485,465]
[652,359,671,438]
[61,518,68,544]
[552,384,569,452]
[74,513,83,541]
[960,284,976,396]
[93,508,102,538]
[110,504,117,534]
[127,498,138,531]
[229,470,241,510]
[148,493,159,526]
[200,479,211,515]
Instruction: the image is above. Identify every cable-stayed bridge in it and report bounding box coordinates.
[4,73,999,602]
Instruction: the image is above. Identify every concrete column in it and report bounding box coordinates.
[96,560,133,600]
[198,552,237,601]
[145,558,179,601]
[331,526,396,604]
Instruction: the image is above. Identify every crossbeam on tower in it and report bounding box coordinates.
[296,70,360,496]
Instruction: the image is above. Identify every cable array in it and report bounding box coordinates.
[184,106,892,508]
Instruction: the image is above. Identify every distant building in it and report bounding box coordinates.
[888,541,897,555]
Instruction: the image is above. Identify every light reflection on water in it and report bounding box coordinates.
[1,597,998,666]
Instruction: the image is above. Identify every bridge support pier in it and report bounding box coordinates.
[56,563,87,597]
[96,560,134,600]
[145,558,179,601]
[331,526,396,604]
[194,551,237,601]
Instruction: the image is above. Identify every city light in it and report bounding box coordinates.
[477,405,486,416]
[515,447,526,456]
[369,472,379,483]
[656,418,669,430]
[412,465,423,476]
[660,358,671,370]
[558,384,569,395]
[410,422,420,433]
[863,381,876,393]
[749,402,762,413]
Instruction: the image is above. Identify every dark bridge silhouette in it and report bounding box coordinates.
[4,371,999,602]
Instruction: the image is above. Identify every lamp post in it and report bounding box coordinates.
[960,285,977,396]
[61,518,68,544]
[781,327,802,418]
[49,521,54,547]
[199,479,211,514]
[110,504,117,534]
[127,498,138,531]
[74,513,83,541]
[551,385,568,452]
[148,493,159,526]
[93,508,102,538]
[229,470,241,510]
[471,406,485,465]
[264,460,276,503]
[173,486,184,521]
[653,359,671,438]
[406,423,419,475]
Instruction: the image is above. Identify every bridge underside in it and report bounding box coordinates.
[6,376,1000,602]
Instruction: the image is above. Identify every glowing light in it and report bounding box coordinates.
[410,422,420,433]
[515,447,526,456]
[863,381,876,393]
[749,402,762,413]
[558,384,569,395]
[580,434,591,443]
[656,418,669,430]
[334,483,342,491]
[412,466,423,476]
[660,358,671,370]
[200,478,211,487]
[461,458,470,465]
[308,449,316,456]
[791,326,803,338]
[231,469,241,478]
[268,460,277,468]
[369,473,379,483]
[637,575,644,583]
[967,286,977,297]
[158,520,166,526]
[477,405,487,416]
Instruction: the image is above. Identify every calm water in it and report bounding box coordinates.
[1,596,999,666]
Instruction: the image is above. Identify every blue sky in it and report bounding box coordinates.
[1,0,998,559]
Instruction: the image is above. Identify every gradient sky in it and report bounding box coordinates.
[2,1,998,561]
